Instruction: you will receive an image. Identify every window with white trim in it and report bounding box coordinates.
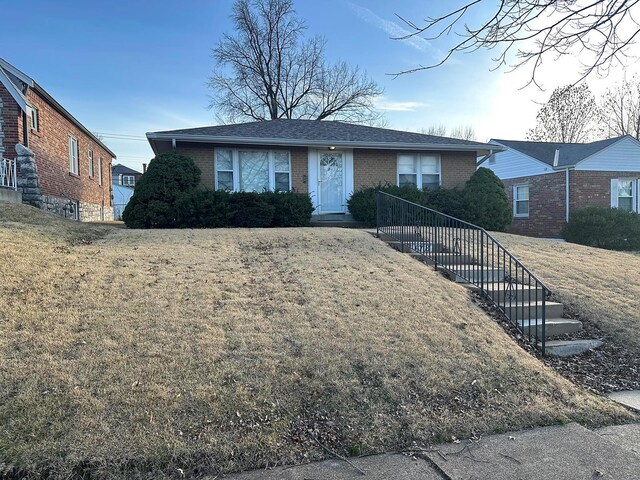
[29,107,39,131]
[68,136,79,174]
[513,184,529,217]
[397,154,441,189]
[98,157,103,185]
[88,149,94,177]
[122,175,135,186]
[215,149,291,192]
[616,179,635,212]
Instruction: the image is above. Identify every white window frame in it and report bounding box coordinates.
[98,157,103,186]
[513,184,530,218]
[68,136,79,174]
[611,178,637,212]
[122,175,135,186]
[88,149,94,177]
[396,154,441,189]
[215,148,291,192]
[29,106,39,131]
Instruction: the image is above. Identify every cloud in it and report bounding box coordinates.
[374,96,427,112]
[349,3,438,56]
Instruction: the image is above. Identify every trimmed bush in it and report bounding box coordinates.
[228,192,276,228]
[123,153,201,228]
[562,207,640,250]
[261,191,314,227]
[462,168,512,231]
[175,190,231,228]
[347,184,469,227]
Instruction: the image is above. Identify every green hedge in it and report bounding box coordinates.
[347,168,512,231]
[562,207,640,250]
[123,153,314,229]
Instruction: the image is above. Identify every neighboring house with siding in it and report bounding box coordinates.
[481,135,640,237]
[146,119,497,217]
[0,57,115,221]
[112,163,143,188]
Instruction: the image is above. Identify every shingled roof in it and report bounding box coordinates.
[112,163,141,176]
[491,136,628,167]
[147,119,499,153]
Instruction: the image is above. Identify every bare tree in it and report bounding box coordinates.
[601,76,640,139]
[450,125,477,141]
[527,84,603,142]
[394,1,640,86]
[419,124,476,140]
[420,124,448,136]
[210,0,383,124]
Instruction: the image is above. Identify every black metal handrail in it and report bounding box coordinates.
[376,191,551,353]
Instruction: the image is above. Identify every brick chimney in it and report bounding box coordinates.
[142,163,147,174]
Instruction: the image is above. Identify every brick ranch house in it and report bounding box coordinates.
[481,135,640,237]
[0,58,116,221]
[146,119,498,216]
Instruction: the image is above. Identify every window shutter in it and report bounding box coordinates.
[611,179,618,208]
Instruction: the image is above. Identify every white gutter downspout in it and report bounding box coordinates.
[565,168,570,223]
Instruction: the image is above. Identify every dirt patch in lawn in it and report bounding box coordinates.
[0,204,633,479]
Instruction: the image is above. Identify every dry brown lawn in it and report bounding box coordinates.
[0,203,633,478]
[493,233,640,350]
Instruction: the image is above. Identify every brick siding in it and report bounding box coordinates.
[1,82,113,220]
[569,170,640,211]
[502,172,567,238]
[170,143,477,201]
[25,89,113,208]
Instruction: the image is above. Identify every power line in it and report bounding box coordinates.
[94,132,148,141]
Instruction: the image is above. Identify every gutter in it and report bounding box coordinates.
[145,132,505,154]
[565,167,570,223]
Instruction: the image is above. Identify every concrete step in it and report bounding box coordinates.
[438,264,505,283]
[503,301,564,320]
[542,339,603,356]
[484,283,545,302]
[385,240,445,253]
[518,317,583,338]
[409,252,473,264]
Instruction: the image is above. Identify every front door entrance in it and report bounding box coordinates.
[318,151,346,213]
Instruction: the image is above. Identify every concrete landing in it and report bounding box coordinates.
[543,339,603,356]
[424,423,640,480]
[608,391,640,413]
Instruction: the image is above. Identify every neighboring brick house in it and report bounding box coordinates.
[146,119,496,217]
[481,135,640,237]
[112,163,143,187]
[0,58,116,221]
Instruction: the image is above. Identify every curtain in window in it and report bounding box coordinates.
[618,180,634,211]
[398,155,417,187]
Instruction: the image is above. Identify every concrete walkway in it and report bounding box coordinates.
[224,422,640,479]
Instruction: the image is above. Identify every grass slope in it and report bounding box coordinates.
[0,203,632,478]
[494,233,640,350]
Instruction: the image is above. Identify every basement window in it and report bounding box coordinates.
[513,184,529,217]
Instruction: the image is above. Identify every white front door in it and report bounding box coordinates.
[318,151,346,213]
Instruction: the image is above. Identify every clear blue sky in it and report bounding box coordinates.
[1,0,620,171]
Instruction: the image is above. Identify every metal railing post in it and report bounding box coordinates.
[480,231,485,293]
[376,191,381,238]
[541,291,546,354]
[400,201,405,253]
[13,158,17,191]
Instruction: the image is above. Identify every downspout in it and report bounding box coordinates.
[22,112,28,146]
[565,168,570,223]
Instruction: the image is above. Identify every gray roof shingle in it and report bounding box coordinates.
[112,164,141,175]
[148,119,494,150]
[492,136,628,167]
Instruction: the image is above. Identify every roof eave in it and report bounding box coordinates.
[146,133,504,153]
[31,82,117,158]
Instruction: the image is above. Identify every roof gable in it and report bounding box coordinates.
[0,57,117,158]
[491,136,628,167]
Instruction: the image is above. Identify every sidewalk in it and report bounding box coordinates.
[223,422,640,479]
